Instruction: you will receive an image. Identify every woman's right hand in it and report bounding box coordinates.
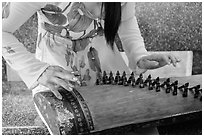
[37,66,80,100]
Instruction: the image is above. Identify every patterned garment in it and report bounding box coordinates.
[36,2,114,86]
[2,2,148,94]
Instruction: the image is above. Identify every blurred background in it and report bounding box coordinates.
[2,2,202,135]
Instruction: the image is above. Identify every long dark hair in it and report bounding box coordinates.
[103,2,121,49]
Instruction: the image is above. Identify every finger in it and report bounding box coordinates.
[61,69,81,85]
[53,66,77,77]
[144,54,165,62]
[147,55,169,68]
[53,66,65,72]
[64,79,78,88]
[51,77,74,91]
[51,66,81,85]
[140,60,160,69]
[71,71,80,76]
[161,54,171,65]
[47,83,62,100]
[169,54,181,67]
[168,55,177,67]
[175,57,181,63]
[54,71,79,82]
[55,66,76,75]
[144,54,170,66]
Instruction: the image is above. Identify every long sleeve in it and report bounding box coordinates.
[2,2,50,89]
[118,2,149,74]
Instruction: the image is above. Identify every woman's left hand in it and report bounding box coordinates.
[137,53,181,70]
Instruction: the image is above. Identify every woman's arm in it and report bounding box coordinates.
[118,2,149,74]
[118,3,180,73]
[2,2,49,89]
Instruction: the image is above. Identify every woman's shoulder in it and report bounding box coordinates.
[121,2,136,21]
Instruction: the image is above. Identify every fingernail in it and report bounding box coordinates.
[154,62,159,66]
[77,80,81,86]
[57,95,62,100]
[72,77,78,81]
[71,71,79,74]
[69,84,74,88]
[68,87,73,91]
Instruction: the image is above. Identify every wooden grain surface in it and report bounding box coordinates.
[76,75,202,132]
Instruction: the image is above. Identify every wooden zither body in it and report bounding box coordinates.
[33,73,202,135]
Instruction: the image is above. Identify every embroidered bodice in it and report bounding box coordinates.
[39,2,103,40]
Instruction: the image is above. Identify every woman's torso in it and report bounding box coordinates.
[35,2,130,88]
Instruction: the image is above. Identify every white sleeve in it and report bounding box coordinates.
[2,2,50,89]
[118,2,149,74]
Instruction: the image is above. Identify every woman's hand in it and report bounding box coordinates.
[137,53,181,70]
[37,66,80,100]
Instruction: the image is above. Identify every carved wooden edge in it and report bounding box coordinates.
[32,88,94,135]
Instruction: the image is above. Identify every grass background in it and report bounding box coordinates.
[2,2,202,135]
